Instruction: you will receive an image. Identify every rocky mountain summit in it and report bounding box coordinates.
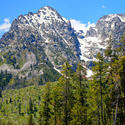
[71,14,125,65]
[0,6,125,84]
[0,6,80,84]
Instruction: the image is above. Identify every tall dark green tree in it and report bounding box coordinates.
[28,114,34,125]
[29,98,34,114]
[71,63,88,125]
[59,62,73,125]
[51,82,63,125]
[0,89,2,98]
[91,52,107,125]
[104,36,119,125]
[41,82,52,125]
[117,34,125,124]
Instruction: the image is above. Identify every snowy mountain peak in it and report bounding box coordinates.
[98,14,125,23]
[38,6,61,19]
[38,6,57,13]
[0,6,80,81]
[71,14,125,66]
[1,6,125,79]
[10,6,71,42]
[13,6,70,34]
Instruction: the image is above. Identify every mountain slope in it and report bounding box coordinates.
[0,6,125,83]
[71,14,125,66]
[0,6,80,85]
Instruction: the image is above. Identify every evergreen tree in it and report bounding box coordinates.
[90,52,107,125]
[29,98,34,114]
[71,63,88,125]
[28,114,34,125]
[51,82,63,125]
[18,102,21,115]
[104,36,119,125]
[60,62,73,125]
[42,82,52,125]
[116,34,125,124]
[0,89,2,98]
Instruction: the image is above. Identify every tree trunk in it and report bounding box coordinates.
[124,88,125,124]
[84,109,87,125]
[97,93,100,125]
[100,86,104,125]
[113,95,119,125]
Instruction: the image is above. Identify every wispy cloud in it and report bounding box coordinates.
[0,18,11,32]
[70,19,95,34]
[101,5,106,9]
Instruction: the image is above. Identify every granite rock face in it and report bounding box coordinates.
[71,14,125,66]
[0,6,125,80]
[0,6,80,82]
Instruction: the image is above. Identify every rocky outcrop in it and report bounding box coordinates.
[0,6,80,82]
[71,14,125,66]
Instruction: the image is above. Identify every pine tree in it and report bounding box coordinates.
[51,83,63,125]
[104,36,118,125]
[0,89,2,98]
[116,34,125,124]
[119,56,125,124]
[42,82,52,125]
[18,102,21,115]
[28,114,34,125]
[71,63,88,125]
[60,62,73,125]
[91,52,107,125]
[29,98,34,114]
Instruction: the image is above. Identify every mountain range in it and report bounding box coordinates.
[0,6,125,85]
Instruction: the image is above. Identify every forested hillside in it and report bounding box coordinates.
[0,35,125,125]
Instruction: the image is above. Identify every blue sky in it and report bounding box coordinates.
[0,0,125,37]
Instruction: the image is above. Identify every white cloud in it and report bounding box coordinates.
[0,18,11,32]
[102,5,106,9]
[70,19,95,34]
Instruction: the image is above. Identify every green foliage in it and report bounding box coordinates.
[0,34,125,124]
[87,34,125,125]
[0,71,12,89]
[16,50,27,69]
[0,86,43,124]
[42,67,61,83]
[0,62,89,125]
[28,114,34,125]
